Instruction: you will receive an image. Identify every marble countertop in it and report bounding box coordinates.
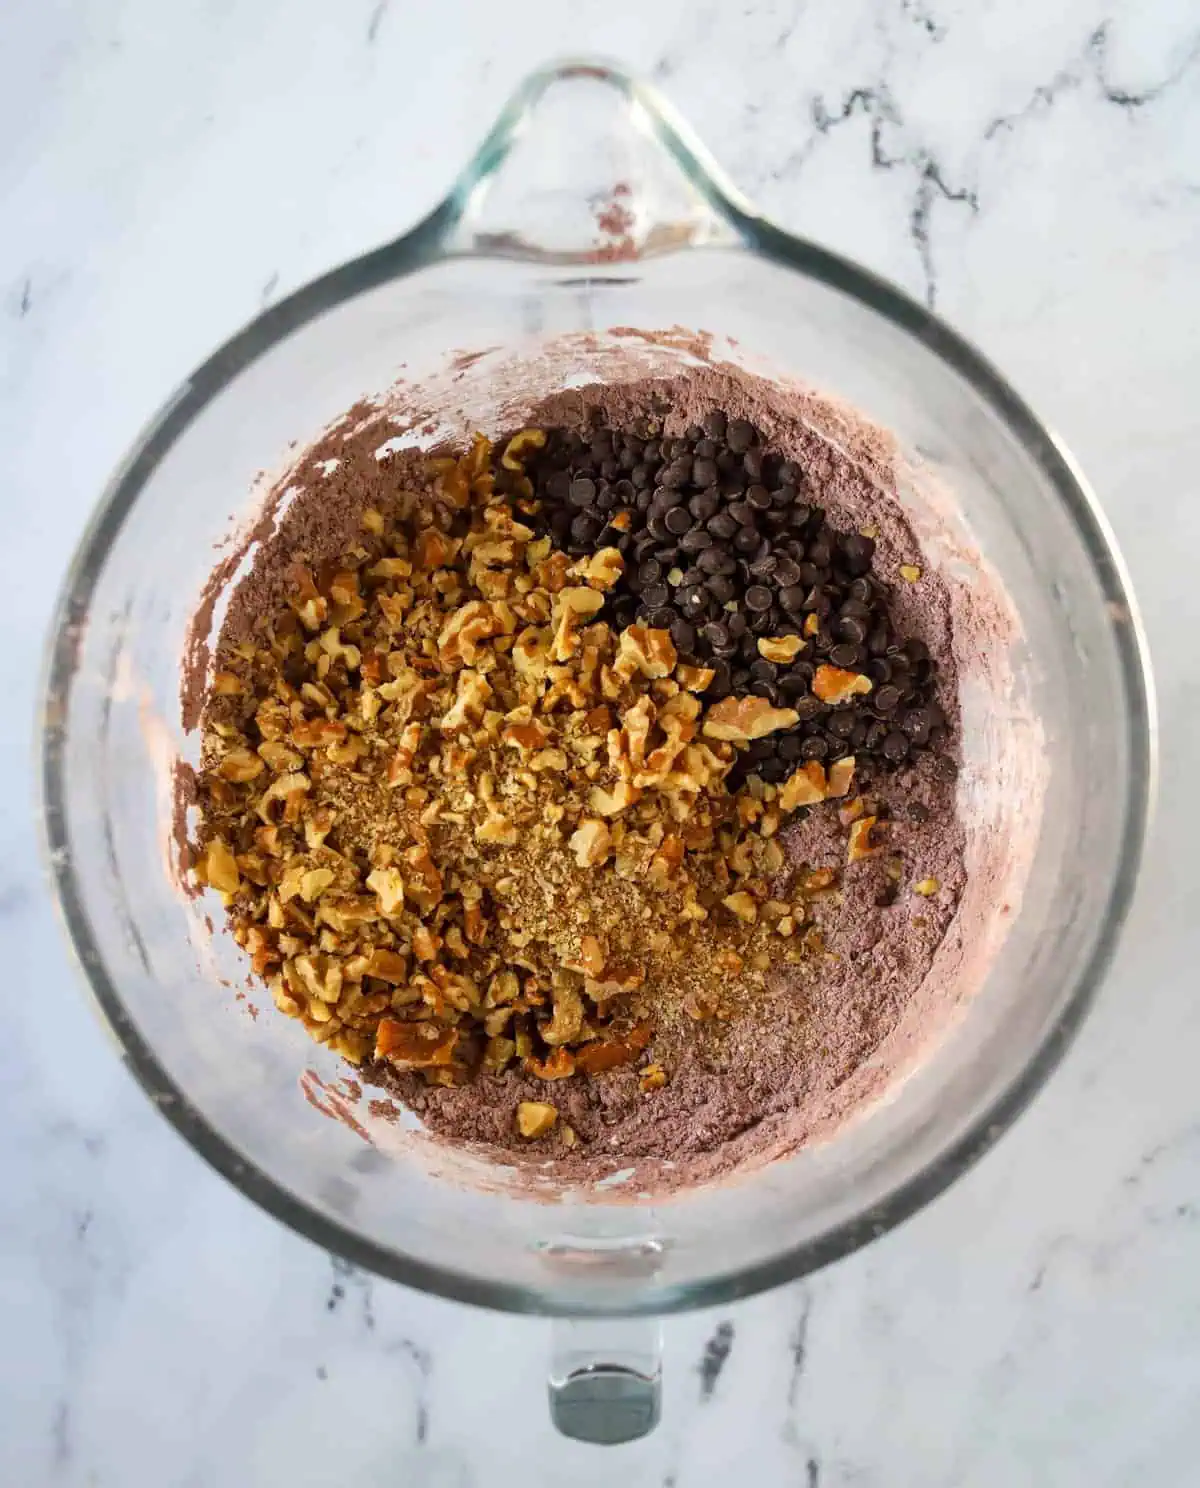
[3,1,1198,1483]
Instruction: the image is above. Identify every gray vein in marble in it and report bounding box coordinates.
[785,1291,812,1412]
[52,1398,70,1473]
[697,1320,735,1401]
[260,269,280,305]
[774,83,979,307]
[387,1337,434,1445]
[366,0,390,45]
[985,21,1200,140]
[327,1254,377,1330]
[900,0,946,42]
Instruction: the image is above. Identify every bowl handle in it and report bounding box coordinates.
[548,1316,663,1444]
[434,58,755,263]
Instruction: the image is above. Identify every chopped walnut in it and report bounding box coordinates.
[722,891,758,924]
[756,635,804,664]
[614,625,676,681]
[848,816,881,862]
[812,665,873,705]
[702,696,800,744]
[572,547,624,590]
[376,1019,459,1070]
[780,762,827,811]
[516,1101,558,1138]
[569,817,612,868]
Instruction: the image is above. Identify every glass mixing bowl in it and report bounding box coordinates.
[40,61,1153,1442]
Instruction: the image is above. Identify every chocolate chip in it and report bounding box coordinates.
[571,513,602,544]
[670,618,697,653]
[520,413,946,775]
[882,730,910,762]
[689,490,720,522]
[569,477,597,508]
[678,585,708,618]
[840,533,875,575]
[698,547,736,576]
[829,643,863,670]
[707,512,739,542]
[707,659,732,698]
[901,707,933,745]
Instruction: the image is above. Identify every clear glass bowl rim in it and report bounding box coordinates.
[39,60,1155,1317]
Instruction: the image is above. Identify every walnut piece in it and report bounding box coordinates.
[756,635,804,664]
[516,1101,558,1138]
[702,696,800,744]
[847,815,880,862]
[779,761,827,811]
[569,817,612,868]
[812,665,873,705]
[375,1019,459,1069]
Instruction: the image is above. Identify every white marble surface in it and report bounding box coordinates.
[3,0,1198,1482]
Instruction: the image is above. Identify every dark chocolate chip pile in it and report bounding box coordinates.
[520,410,948,787]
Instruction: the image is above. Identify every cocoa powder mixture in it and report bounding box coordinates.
[187,350,983,1188]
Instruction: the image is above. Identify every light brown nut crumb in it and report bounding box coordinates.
[702,696,800,744]
[756,635,804,664]
[848,816,880,862]
[501,428,547,470]
[826,756,856,798]
[722,891,758,924]
[812,665,873,705]
[780,762,826,810]
[569,818,611,868]
[516,1101,558,1138]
